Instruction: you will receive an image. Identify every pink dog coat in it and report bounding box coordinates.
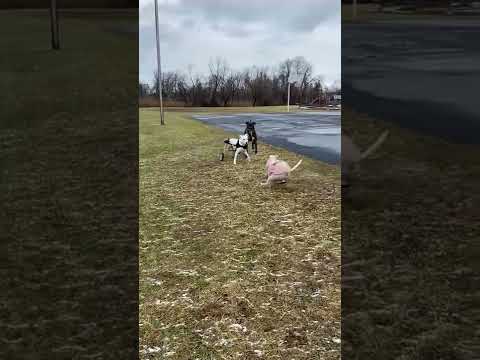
[266,158,290,178]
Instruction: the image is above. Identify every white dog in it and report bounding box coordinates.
[261,155,303,186]
[223,134,251,165]
[342,130,389,186]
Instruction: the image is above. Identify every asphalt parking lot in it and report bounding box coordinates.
[193,111,341,165]
[343,20,480,144]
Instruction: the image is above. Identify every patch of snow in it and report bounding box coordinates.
[229,323,247,333]
[141,346,162,354]
[253,349,264,357]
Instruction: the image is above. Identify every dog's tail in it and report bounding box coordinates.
[360,131,389,160]
[290,159,303,172]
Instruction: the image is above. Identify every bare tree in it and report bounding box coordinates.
[230,72,242,105]
[142,57,337,108]
[139,82,150,98]
[244,68,257,107]
[186,65,196,105]
[292,56,313,104]
[309,76,325,105]
[244,67,273,107]
[177,76,190,105]
[219,70,242,106]
[279,58,294,86]
[278,58,295,102]
[161,72,180,100]
[208,57,228,106]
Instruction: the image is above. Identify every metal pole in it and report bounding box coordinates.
[154,0,165,125]
[50,0,60,50]
[287,82,290,112]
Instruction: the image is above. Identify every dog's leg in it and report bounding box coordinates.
[222,143,229,160]
[233,148,240,165]
[261,177,271,186]
[261,175,280,186]
[221,143,228,161]
[244,149,251,162]
[262,174,287,186]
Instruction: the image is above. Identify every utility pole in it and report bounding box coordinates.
[287,81,295,112]
[154,0,165,125]
[50,0,60,50]
[287,82,291,112]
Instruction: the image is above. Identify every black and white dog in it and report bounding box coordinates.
[221,134,251,165]
[244,120,258,154]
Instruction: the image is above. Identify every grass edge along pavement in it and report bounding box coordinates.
[342,108,479,359]
[139,108,341,359]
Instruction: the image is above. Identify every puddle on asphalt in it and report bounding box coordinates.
[288,135,340,154]
[304,128,340,135]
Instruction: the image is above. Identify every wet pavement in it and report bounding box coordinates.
[193,111,341,165]
[343,20,480,144]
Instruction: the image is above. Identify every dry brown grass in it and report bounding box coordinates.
[342,108,480,359]
[139,108,341,359]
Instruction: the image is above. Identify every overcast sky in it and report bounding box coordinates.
[139,0,340,87]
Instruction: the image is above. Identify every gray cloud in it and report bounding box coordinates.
[139,0,340,86]
[169,0,337,32]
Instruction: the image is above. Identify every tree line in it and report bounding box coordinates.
[140,56,340,107]
[0,0,137,8]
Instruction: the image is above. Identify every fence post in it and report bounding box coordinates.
[50,0,60,50]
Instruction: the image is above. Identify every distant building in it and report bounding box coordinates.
[299,91,341,109]
[326,93,341,106]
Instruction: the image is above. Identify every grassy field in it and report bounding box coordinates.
[139,108,341,359]
[342,108,479,359]
[1,10,138,358]
[1,10,136,129]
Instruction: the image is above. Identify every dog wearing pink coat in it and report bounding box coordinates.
[261,155,303,186]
